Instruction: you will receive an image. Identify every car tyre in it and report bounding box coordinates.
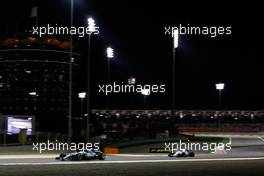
[168,153,173,157]
[98,153,106,160]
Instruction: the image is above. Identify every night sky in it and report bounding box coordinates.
[0,1,262,110]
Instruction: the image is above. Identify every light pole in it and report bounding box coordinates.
[78,92,86,118]
[106,47,114,109]
[172,29,179,116]
[215,83,225,109]
[86,17,98,141]
[141,89,150,110]
[215,83,225,128]
[68,0,74,143]
[29,91,39,111]
[3,117,7,146]
[128,76,136,108]
[106,47,114,83]
[78,92,86,134]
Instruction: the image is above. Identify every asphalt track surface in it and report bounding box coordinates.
[0,136,263,176]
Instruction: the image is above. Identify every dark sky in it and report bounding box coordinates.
[0,0,262,110]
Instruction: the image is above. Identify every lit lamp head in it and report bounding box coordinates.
[173,29,179,48]
[106,47,114,58]
[29,91,38,96]
[78,92,86,99]
[215,83,225,90]
[87,17,96,32]
[128,76,136,84]
[141,89,150,96]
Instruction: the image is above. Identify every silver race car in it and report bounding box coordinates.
[55,149,106,161]
[168,149,195,157]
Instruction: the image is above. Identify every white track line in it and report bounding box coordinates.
[0,154,168,159]
[190,133,263,138]
[0,155,57,159]
[0,154,206,159]
[1,157,264,166]
[108,154,168,157]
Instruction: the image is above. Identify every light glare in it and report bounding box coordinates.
[141,89,150,95]
[29,92,37,96]
[106,47,114,58]
[173,29,179,48]
[87,17,96,32]
[78,92,86,98]
[215,83,225,90]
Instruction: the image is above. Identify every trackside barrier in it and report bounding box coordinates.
[103,147,119,154]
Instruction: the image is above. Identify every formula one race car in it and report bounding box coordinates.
[55,149,106,161]
[168,149,195,157]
